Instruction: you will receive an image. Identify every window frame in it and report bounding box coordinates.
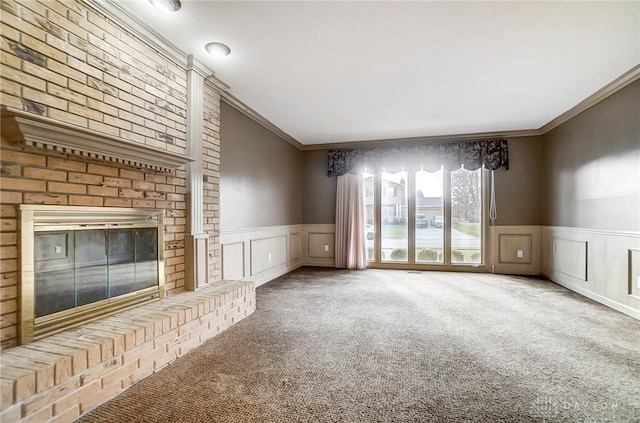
[366,167,489,272]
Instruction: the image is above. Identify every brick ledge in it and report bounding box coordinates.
[0,280,255,422]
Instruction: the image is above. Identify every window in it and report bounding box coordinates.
[415,168,444,263]
[364,166,485,267]
[451,168,482,264]
[381,170,408,262]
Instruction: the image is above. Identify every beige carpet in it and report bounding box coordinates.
[79,268,640,422]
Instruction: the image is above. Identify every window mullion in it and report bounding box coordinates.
[407,170,416,264]
[444,169,452,265]
[374,172,381,263]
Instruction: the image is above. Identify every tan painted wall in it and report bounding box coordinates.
[539,80,639,319]
[541,80,640,231]
[220,100,303,230]
[492,136,542,226]
[302,149,337,224]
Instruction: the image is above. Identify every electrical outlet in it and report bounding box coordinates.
[268,253,272,262]
[517,250,524,258]
[54,246,62,254]
[324,244,329,252]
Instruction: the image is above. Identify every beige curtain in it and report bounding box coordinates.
[335,173,366,269]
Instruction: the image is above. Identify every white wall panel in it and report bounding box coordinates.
[308,233,335,259]
[251,235,287,276]
[542,226,640,319]
[290,232,301,261]
[222,242,244,281]
[303,224,336,267]
[221,225,304,286]
[552,237,588,281]
[489,226,541,275]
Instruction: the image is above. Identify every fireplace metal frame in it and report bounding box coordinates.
[20,205,165,344]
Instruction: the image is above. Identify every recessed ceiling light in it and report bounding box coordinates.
[205,42,231,57]
[149,0,181,13]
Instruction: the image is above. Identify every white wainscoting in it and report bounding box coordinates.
[222,224,336,287]
[551,237,588,281]
[303,224,336,267]
[489,225,541,275]
[542,226,640,319]
[222,223,640,320]
[221,225,304,287]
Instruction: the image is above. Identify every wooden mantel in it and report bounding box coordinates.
[1,107,195,172]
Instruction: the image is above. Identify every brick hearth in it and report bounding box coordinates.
[0,281,255,422]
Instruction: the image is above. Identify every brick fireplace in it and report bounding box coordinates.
[0,102,254,421]
[0,0,227,350]
[20,204,166,343]
[1,107,198,348]
[0,0,249,420]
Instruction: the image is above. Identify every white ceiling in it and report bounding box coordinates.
[119,0,640,146]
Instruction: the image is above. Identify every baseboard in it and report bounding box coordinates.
[542,271,640,320]
[251,261,304,287]
[221,224,308,285]
[541,226,640,321]
[302,259,335,268]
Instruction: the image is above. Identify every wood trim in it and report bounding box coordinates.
[498,233,533,264]
[307,232,335,259]
[221,224,305,236]
[290,232,302,261]
[539,64,640,134]
[84,0,188,68]
[185,58,205,232]
[541,270,640,320]
[186,55,212,79]
[204,75,231,94]
[87,0,640,151]
[301,129,542,150]
[230,61,638,150]
[542,225,640,238]
[1,107,195,172]
[226,63,638,150]
[221,96,304,150]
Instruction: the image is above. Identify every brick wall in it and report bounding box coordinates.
[0,0,223,348]
[203,84,222,282]
[0,0,187,152]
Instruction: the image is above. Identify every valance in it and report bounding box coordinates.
[327,139,509,176]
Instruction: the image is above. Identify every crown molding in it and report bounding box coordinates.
[303,64,639,150]
[221,94,304,150]
[186,55,210,79]
[300,129,542,151]
[1,107,195,172]
[242,63,638,150]
[83,0,639,150]
[539,64,640,135]
[86,1,294,149]
[186,55,231,95]
[204,74,231,95]
[84,0,188,68]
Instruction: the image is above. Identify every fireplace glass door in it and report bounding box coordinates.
[34,227,159,318]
